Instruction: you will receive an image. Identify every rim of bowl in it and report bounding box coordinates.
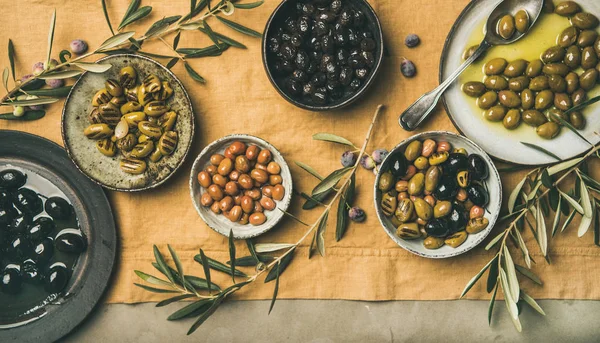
[261,0,385,111]
[61,53,195,192]
[373,131,503,259]
[189,134,293,239]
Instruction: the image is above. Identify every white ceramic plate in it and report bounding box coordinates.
[189,135,293,239]
[441,0,600,165]
[374,131,502,258]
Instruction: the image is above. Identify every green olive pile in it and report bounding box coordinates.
[197,141,287,226]
[0,169,86,295]
[378,139,490,250]
[462,1,600,140]
[83,66,179,175]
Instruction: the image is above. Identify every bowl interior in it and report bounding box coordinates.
[190,135,293,239]
[263,0,384,111]
[62,54,194,191]
[374,132,502,259]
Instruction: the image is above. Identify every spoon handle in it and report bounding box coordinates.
[399,40,491,131]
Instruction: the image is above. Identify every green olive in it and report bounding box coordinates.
[396,222,421,240]
[522,110,547,126]
[535,90,554,110]
[92,88,112,107]
[428,151,449,166]
[521,89,534,109]
[541,46,566,63]
[404,140,423,161]
[129,140,154,159]
[569,111,586,129]
[433,201,452,218]
[484,105,507,122]
[504,59,528,77]
[96,138,117,157]
[138,121,163,139]
[98,103,121,126]
[484,75,508,90]
[542,63,570,76]
[462,81,486,97]
[120,101,143,115]
[381,191,398,217]
[138,134,150,144]
[579,68,598,90]
[572,88,587,105]
[119,66,137,89]
[88,108,102,124]
[565,72,580,94]
[477,91,498,109]
[581,46,598,70]
[536,121,561,139]
[564,45,582,69]
[423,236,444,249]
[116,133,136,152]
[595,36,600,57]
[425,166,441,193]
[462,45,480,60]
[498,14,515,39]
[508,76,530,92]
[466,217,489,234]
[555,1,581,16]
[498,90,521,108]
[84,123,113,140]
[554,93,572,111]
[142,74,162,94]
[515,10,530,33]
[407,173,425,195]
[543,0,555,13]
[153,81,173,101]
[525,60,543,77]
[158,131,178,156]
[548,75,567,93]
[144,100,168,117]
[548,108,568,123]
[158,111,177,132]
[484,58,508,75]
[457,170,470,188]
[414,156,429,170]
[529,75,549,91]
[453,148,468,155]
[149,146,163,163]
[105,79,123,97]
[578,30,598,47]
[120,158,147,175]
[137,85,154,106]
[445,231,467,248]
[378,171,395,192]
[503,109,521,130]
[571,12,599,30]
[413,197,433,221]
[110,96,127,107]
[395,198,414,222]
[558,26,578,47]
[122,111,146,128]
[125,86,138,102]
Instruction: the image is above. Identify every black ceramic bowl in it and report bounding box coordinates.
[262,0,384,111]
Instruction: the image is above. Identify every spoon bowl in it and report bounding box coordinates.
[484,0,544,45]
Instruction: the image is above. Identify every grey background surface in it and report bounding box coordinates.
[60,299,600,342]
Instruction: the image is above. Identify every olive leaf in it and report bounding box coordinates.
[485,231,505,250]
[37,70,81,80]
[580,177,593,217]
[541,169,553,188]
[513,227,530,268]
[265,248,294,283]
[166,58,179,69]
[180,44,229,58]
[58,49,71,64]
[228,229,236,282]
[594,208,600,247]
[72,62,112,73]
[145,15,182,37]
[312,167,352,197]
[499,269,519,321]
[246,239,259,264]
[514,264,542,285]
[133,283,178,293]
[191,0,197,12]
[173,32,181,50]
[535,205,548,256]
[502,246,519,303]
[7,39,15,81]
[134,270,173,288]
[154,245,177,285]
[549,111,593,146]
[460,256,495,298]
[336,174,354,241]
[312,132,355,146]
[2,68,8,92]
[167,298,214,321]
[558,189,584,214]
[184,62,206,83]
[1,97,59,106]
[137,51,176,59]
[508,176,527,214]
[301,191,330,210]
[101,0,115,35]
[216,16,262,37]
[202,20,220,47]
[521,291,546,316]
[121,0,141,26]
[187,296,223,335]
[97,31,136,51]
[316,210,329,257]
[197,249,212,293]
[46,9,57,68]
[0,110,46,121]
[180,22,203,30]
[120,6,152,30]
[520,142,561,161]
[577,201,594,238]
[486,255,499,293]
[254,243,294,253]
[580,173,600,191]
[167,245,186,291]
[565,95,600,114]
[193,252,247,277]
[488,284,498,326]
[279,208,311,226]
[561,209,577,233]
[227,255,274,266]
[548,157,584,176]
[551,197,562,237]
[181,0,208,22]
[234,1,264,9]
[268,262,280,315]
[156,294,196,307]
[23,87,71,98]
[198,27,246,49]
[295,161,324,180]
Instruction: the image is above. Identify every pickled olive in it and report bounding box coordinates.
[456,170,470,188]
[407,173,425,195]
[526,59,543,77]
[92,88,112,106]
[508,76,530,92]
[558,26,578,48]
[239,213,250,225]
[462,45,479,60]
[564,45,582,69]
[257,149,272,164]
[565,72,579,94]
[404,140,423,161]
[229,206,243,222]
[578,30,598,47]
[249,212,267,226]
[216,158,233,176]
[467,184,489,207]
[433,201,452,218]
[401,165,417,181]
[571,12,599,30]
[229,141,247,156]
[445,231,467,248]
[444,153,469,175]
[270,174,283,185]
[543,63,570,77]
[0,169,27,190]
[84,124,113,140]
[448,202,469,233]
[272,184,285,201]
[219,196,234,212]
[260,197,276,211]
[120,101,143,115]
[503,59,527,77]
[158,131,178,155]
[498,15,515,39]
[255,163,268,172]
[96,138,117,157]
[503,109,521,130]
[250,169,269,184]
[207,184,224,201]
[425,218,450,238]
[125,86,138,102]
[414,156,429,170]
[144,100,168,117]
[570,111,586,129]
[579,68,598,90]
[210,202,221,214]
[484,58,508,75]
[535,90,554,110]
[137,85,154,106]
[536,121,561,139]
[123,111,147,128]
[515,10,530,33]
[498,90,521,108]
[413,197,433,221]
[484,75,508,90]
[262,185,274,198]
[158,111,177,132]
[396,223,421,240]
[581,46,598,69]
[225,181,240,196]
[248,189,262,202]
[97,102,121,126]
[522,110,547,126]
[466,217,489,234]
[138,121,162,139]
[149,146,163,163]
[477,91,498,110]
[267,161,281,175]
[555,1,581,16]
[395,180,409,192]
[154,81,173,101]
[572,88,587,105]
[88,107,102,124]
[119,66,137,88]
[116,133,136,152]
[246,145,260,161]
[462,81,486,97]
[467,154,488,181]
[197,171,212,188]
[111,96,127,109]
[521,89,534,109]
[120,158,147,174]
[469,205,485,219]
[456,188,468,202]
[235,155,251,174]
[394,198,414,222]
[143,74,162,93]
[421,139,437,157]
[548,75,567,93]
[210,154,225,166]
[241,196,255,214]
[554,93,572,111]
[423,236,445,249]
[428,151,449,166]
[378,171,395,192]
[129,140,154,159]
[238,174,253,189]
[541,46,566,64]
[434,175,458,201]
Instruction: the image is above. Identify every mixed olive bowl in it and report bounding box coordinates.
[189,135,293,239]
[374,131,502,259]
[262,0,384,111]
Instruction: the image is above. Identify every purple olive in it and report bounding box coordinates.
[349,207,366,222]
[341,151,357,167]
[372,149,389,164]
[70,39,88,54]
[401,58,417,78]
[360,155,376,170]
[405,34,421,48]
[45,78,65,89]
[32,62,44,75]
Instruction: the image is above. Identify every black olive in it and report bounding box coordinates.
[348,55,365,69]
[336,49,349,65]
[268,37,280,54]
[353,10,366,27]
[326,80,343,99]
[280,42,297,60]
[468,154,489,181]
[0,206,18,228]
[388,153,408,178]
[31,238,54,265]
[311,87,328,104]
[320,54,335,72]
[434,175,459,200]
[284,16,297,33]
[0,188,12,208]
[355,68,369,79]
[280,60,294,73]
[321,34,335,54]
[443,153,469,175]
[317,11,336,23]
[311,72,327,87]
[297,16,311,35]
[302,3,315,15]
[448,202,468,233]
[330,0,342,13]
[361,51,375,67]
[284,78,302,95]
[12,188,42,216]
[425,218,451,238]
[281,32,291,42]
[1,265,22,294]
[303,82,316,96]
[325,61,338,75]
[314,20,328,36]
[339,66,353,85]
[45,196,73,220]
[292,69,308,83]
[361,31,374,39]
[339,9,352,26]
[0,169,27,190]
[349,78,361,91]
[26,216,56,242]
[8,213,32,235]
[6,236,31,260]
[467,184,489,207]
[309,49,323,61]
[22,259,43,284]
[361,38,376,51]
[306,61,318,74]
[44,262,70,294]
[348,28,360,46]
[334,30,348,46]
[290,34,303,48]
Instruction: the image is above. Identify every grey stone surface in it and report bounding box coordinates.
[61,300,600,342]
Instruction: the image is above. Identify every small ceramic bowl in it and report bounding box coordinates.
[62,54,194,192]
[262,0,384,111]
[189,134,293,239]
[373,131,502,259]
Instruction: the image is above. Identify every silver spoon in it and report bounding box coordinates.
[399,0,544,131]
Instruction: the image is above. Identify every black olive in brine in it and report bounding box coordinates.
[55,228,87,254]
[0,188,12,208]
[6,236,31,260]
[467,184,489,207]
[8,213,32,235]
[30,238,54,265]
[45,196,73,220]
[1,265,22,294]
[388,153,408,178]
[0,169,27,190]
[448,202,469,233]
[12,188,43,216]
[443,153,469,175]
[25,216,55,242]
[467,154,489,181]
[22,259,43,284]
[434,175,459,201]
[44,262,70,294]
[425,218,451,238]
[0,206,18,228]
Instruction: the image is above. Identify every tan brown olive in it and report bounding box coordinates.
[498,90,521,108]
[525,59,543,77]
[210,202,221,214]
[498,14,515,39]
[515,10,530,33]
[529,75,549,91]
[272,184,285,201]
[407,173,425,195]
[381,192,398,217]
[572,88,587,105]
[541,46,566,64]
[581,46,598,69]
[535,90,554,110]
[502,109,521,130]
[433,200,452,218]
[225,181,239,196]
[260,197,276,211]
[249,213,267,226]
[250,169,269,184]
[542,63,570,76]
[522,110,547,126]
[207,184,224,201]
[378,171,395,192]
[84,124,113,139]
[404,140,423,161]
[555,1,581,16]
[578,30,598,47]
[120,158,147,175]
[558,26,578,47]
[240,196,255,214]
[245,145,260,160]
[466,217,490,234]
[96,138,117,157]
[484,105,507,122]
[235,155,250,173]
[579,68,598,90]
[229,206,243,222]
[116,133,136,152]
[229,141,247,155]
[158,111,177,132]
[217,158,233,176]
[396,223,421,240]
[422,139,437,157]
[428,151,449,166]
[570,111,586,129]
[269,174,283,186]
[484,75,508,90]
[200,193,214,207]
[521,89,534,109]
[423,236,444,249]
[267,161,281,175]
[198,171,212,188]
[462,81,486,97]
[477,91,498,110]
[158,131,178,155]
[424,166,440,193]
[484,58,507,75]
[445,231,467,248]
[257,149,272,164]
[564,45,582,69]
[536,121,561,139]
[247,189,262,201]
[554,93,572,111]
[504,59,528,77]
[508,76,530,92]
[571,12,599,30]
[219,196,234,212]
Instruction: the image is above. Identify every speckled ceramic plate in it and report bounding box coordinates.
[0,131,116,342]
[374,131,501,259]
[190,135,293,239]
[62,54,194,191]
[440,0,600,165]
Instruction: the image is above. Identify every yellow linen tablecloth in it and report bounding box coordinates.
[1,0,599,303]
